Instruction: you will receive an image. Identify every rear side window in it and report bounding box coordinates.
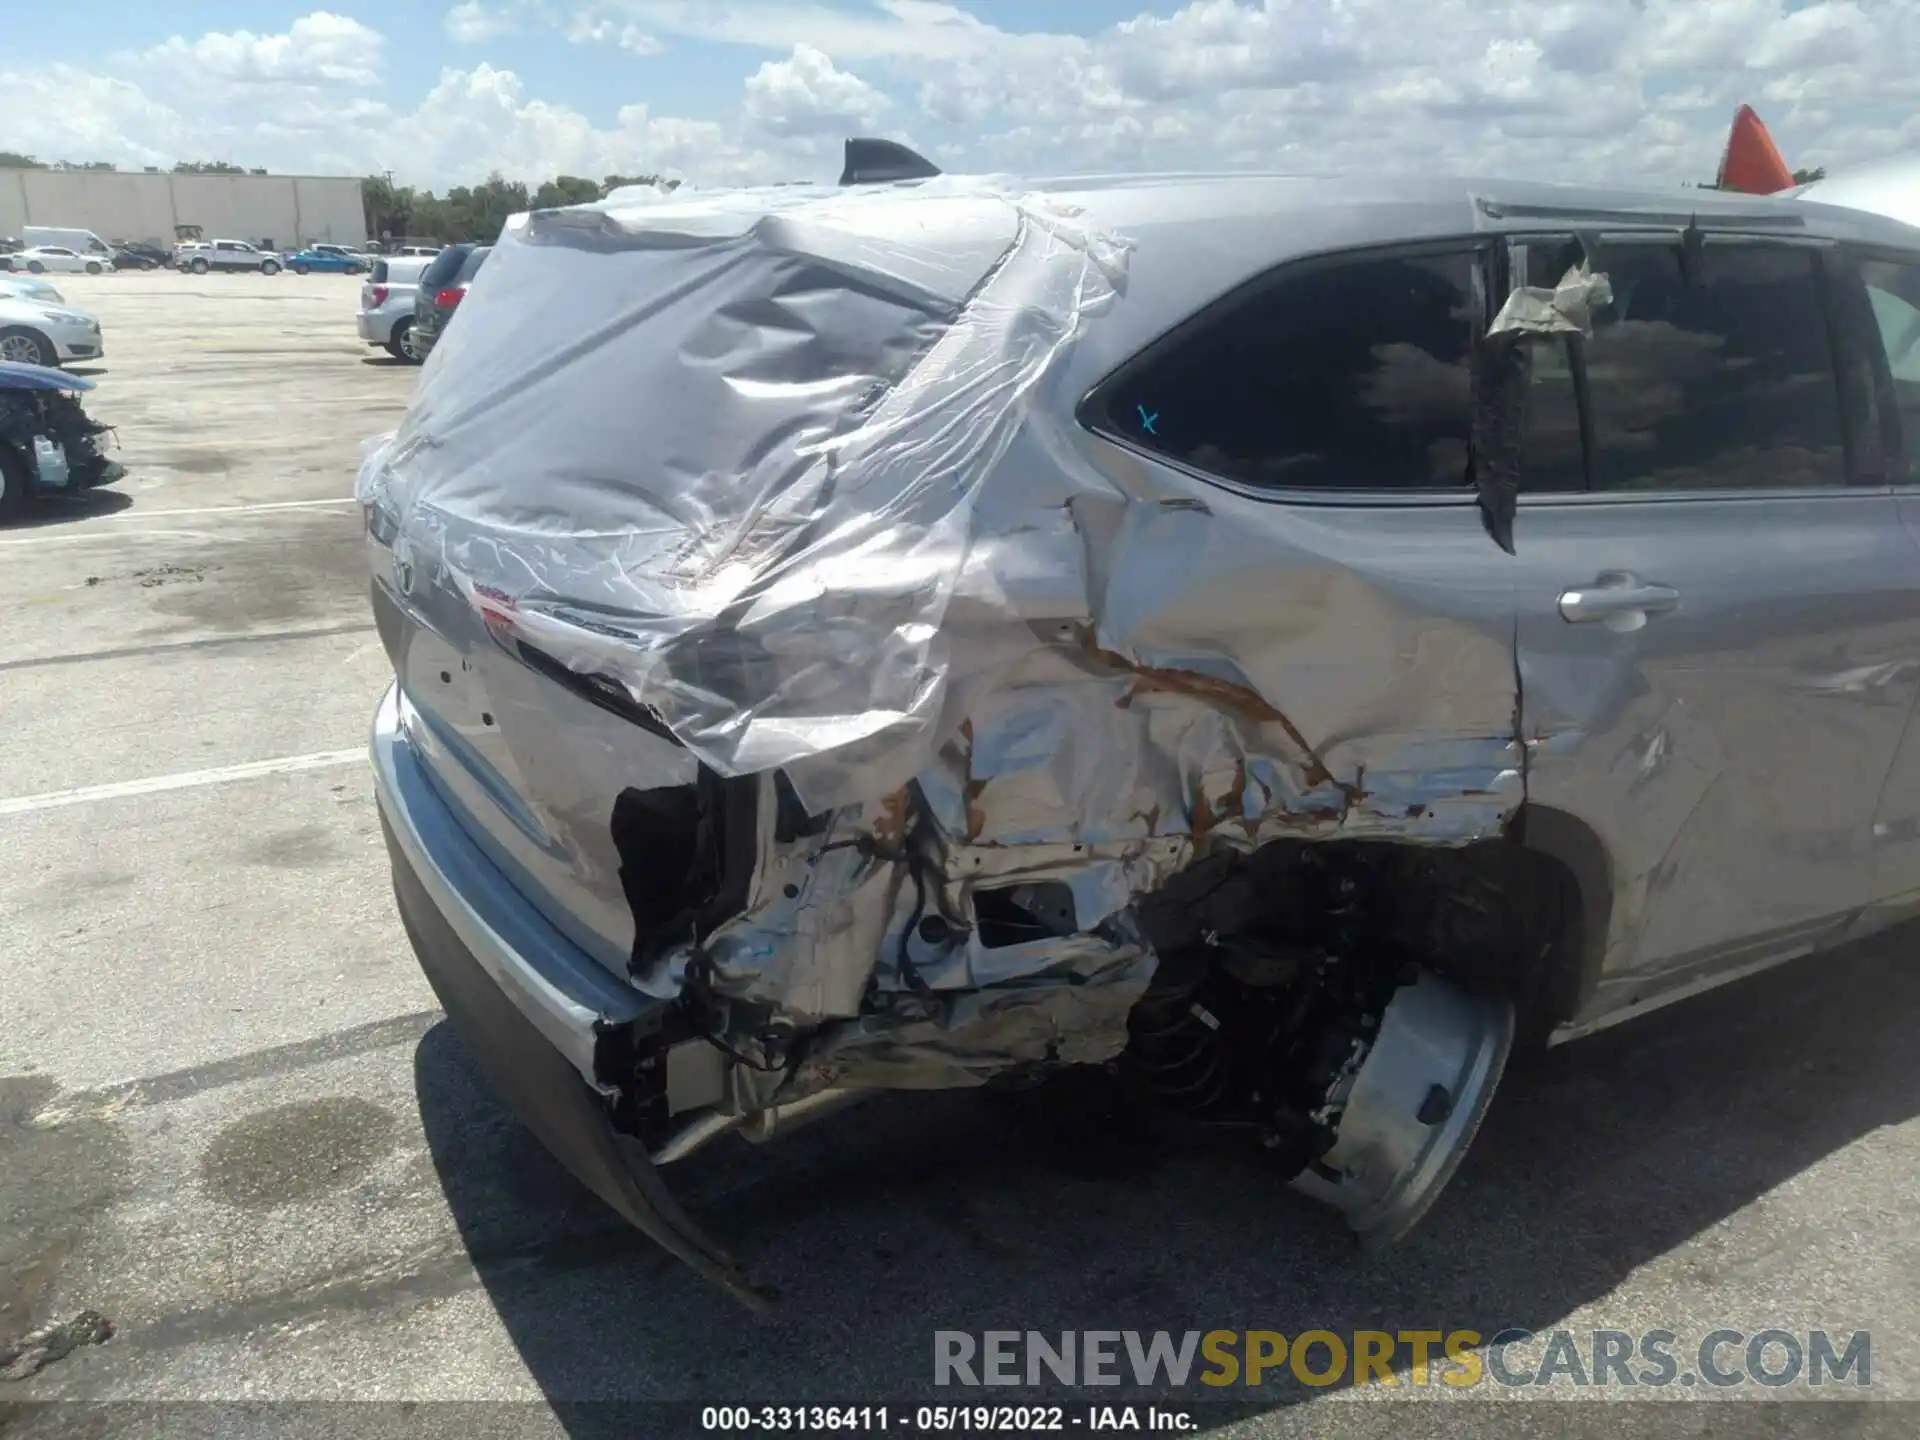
[1095,250,1479,491]
[457,246,489,282]
[1523,240,1845,492]
[370,260,390,283]
[1856,255,1920,459]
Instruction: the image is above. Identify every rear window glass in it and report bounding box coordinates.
[457,247,489,283]
[419,246,470,289]
[1096,251,1479,491]
[370,260,390,283]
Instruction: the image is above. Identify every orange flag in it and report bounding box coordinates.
[1716,104,1795,194]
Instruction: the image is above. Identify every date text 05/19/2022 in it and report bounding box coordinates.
[700,1405,1197,1432]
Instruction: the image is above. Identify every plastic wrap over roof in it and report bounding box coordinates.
[359,177,1131,808]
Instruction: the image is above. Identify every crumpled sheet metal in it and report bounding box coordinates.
[364,178,1526,1096]
[360,177,1130,815]
[1487,262,1613,338]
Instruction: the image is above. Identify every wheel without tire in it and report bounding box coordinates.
[0,326,55,366]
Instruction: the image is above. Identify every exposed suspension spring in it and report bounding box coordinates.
[1122,990,1233,1116]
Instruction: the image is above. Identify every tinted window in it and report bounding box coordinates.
[1100,251,1479,491]
[420,245,472,289]
[456,246,489,282]
[1858,257,1920,460]
[1524,239,1844,492]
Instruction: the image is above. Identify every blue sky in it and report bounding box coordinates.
[6,1,1919,190]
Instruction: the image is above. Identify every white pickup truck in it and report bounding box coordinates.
[176,239,283,275]
[357,255,432,364]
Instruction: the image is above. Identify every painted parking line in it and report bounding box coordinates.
[0,498,360,548]
[106,497,360,518]
[0,748,365,817]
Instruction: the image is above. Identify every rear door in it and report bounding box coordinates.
[1078,240,1527,837]
[1506,231,1920,1029]
[1845,246,1920,927]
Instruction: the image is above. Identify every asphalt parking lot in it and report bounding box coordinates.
[3,269,1919,1439]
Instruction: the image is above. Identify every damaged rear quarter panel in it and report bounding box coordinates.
[703,396,1529,1092]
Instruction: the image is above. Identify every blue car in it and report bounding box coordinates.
[0,360,126,522]
[285,246,368,275]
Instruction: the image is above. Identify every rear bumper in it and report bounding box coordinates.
[371,682,652,1080]
[358,311,392,344]
[371,682,768,1306]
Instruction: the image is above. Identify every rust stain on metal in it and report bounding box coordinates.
[1076,630,1346,794]
[1192,761,1249,840]
[964,777,989,842]
[1191,786,1219,839]
[871,786,913,848]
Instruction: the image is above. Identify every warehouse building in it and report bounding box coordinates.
[0,169,366,250]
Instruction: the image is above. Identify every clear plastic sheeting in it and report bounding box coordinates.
[359,178,1131,812]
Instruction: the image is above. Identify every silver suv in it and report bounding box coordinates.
[360,171,1920,1305]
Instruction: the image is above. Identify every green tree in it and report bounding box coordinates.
[601,172,679,195]
[362,173,417,241]
[0,152,46,168]
[532,175,603,209]
[173,160,248,174]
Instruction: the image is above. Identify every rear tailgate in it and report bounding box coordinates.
[362,186,1019,986]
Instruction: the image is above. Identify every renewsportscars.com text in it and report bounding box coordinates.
[933,1328,1871,1390]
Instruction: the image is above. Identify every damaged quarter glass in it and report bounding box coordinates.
[361,169,1920,1305]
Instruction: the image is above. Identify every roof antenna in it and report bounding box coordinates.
[839,137,942,186]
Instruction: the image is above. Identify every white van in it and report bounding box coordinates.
[22,227,112,257]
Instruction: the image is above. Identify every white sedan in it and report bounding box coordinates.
[0,296,105,366]
[6,246,108,275]
[0,274,65,304]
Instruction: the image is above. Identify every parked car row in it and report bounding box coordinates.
[3,231,397,277]
[355,245,488,364]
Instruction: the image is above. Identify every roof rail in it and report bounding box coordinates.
[1476,198,1807,229]
[839,137,941,186]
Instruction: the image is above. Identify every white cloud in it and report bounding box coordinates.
[743,44,889,136]
[616,0,1007,60]
[566,11,667,53]
[135,11,384,88]
[9,1,1920,197]
[446,2,522,43]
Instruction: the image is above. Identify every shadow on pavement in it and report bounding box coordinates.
[9,487,134,528]
[415,931,1920,1438]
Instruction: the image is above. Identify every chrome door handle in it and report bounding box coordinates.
[1559,573,1680,628]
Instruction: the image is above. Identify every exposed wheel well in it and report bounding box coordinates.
[1139,806,1609,1049]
